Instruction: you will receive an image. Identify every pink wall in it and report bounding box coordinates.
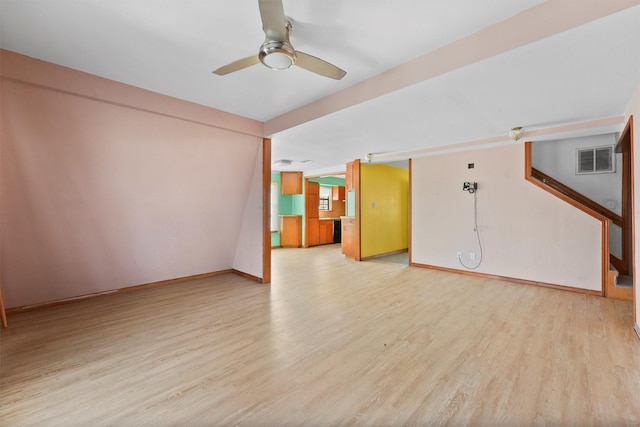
[1,51,264,308]
[627,82,640,329]
[232,143,265,278]
[411,144,602,291]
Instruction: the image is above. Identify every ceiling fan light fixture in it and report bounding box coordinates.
[259,41,297,70]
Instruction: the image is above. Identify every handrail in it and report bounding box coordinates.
[530,168,623,228]
[524,141,621,297]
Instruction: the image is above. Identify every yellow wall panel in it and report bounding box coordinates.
[360,164,409,258]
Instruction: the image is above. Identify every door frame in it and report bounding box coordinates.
[612,116,635,307]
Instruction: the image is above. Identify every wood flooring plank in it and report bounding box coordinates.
[1,244,639,426]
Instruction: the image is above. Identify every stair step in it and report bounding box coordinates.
[616,275,633,289]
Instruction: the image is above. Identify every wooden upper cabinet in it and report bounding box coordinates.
[332,186,345,201]
[280,171,302,194]
[306,181,320,219]
[345,162,354,191]
[306,181,320,247]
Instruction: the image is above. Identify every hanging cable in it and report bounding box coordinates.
[458,189,483,270]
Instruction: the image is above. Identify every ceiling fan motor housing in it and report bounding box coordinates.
[259,40,297,70]
[213,0,345,79]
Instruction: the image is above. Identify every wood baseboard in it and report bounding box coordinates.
[5,269,260,315]
[232,269,263,283]
[410,262,603,296]
[361,248,408,261]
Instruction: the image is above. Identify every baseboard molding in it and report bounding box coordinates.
[411,262,603,296]
[6,269,253,315]
[232,269,263,283]
[634,324,640,341]
[361,248,408,261]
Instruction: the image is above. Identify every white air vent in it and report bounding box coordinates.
[576,146,614,174]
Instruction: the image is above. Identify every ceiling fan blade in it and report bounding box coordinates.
[212,55,260,76]
[258,0,288,41]
[295,51,346,80]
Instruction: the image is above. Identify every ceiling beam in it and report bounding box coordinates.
[264,0,640,136]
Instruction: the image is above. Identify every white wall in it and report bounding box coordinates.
[531,133,622,214]
[531,133,623,259]
[627,82,640,330]
[412,143,603,291]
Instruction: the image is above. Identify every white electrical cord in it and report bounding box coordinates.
[458,189,483,270]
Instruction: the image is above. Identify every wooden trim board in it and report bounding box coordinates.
[360,249,408,261]
[5,269,257,315]
[530,167,622,226]
[618,116,636,322]
[601,218,610,297]
[232,269,262,283]
[0,283,7,328]
[408,159,413,265]
[353,160,361,261]
[262,138,271,284]
[411,262,603,296]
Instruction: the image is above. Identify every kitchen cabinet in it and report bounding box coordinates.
[332,185,345,201]
[345,162,354,191]
[307,219,320,246]
[306,181,320,247]
[280,215,301,247]
[280,171,302,194]
[341,216,355,257]
[319,220,334,244]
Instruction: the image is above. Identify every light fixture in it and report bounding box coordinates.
[509,126,525,141]
[259,41,297,70]
[274,159,293,166]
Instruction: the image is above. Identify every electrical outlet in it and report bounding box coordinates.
[457,251,462,258]
[469,252,476,260]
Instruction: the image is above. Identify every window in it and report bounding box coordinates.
[319,196,330,211]
[270,182,279,231]
[576,145,614,174]
[319,186,332,211]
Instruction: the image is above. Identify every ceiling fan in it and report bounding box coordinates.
[212,0,346,80]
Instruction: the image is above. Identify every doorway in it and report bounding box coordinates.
[609,116,635,301]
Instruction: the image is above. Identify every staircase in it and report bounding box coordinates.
[525,141,633,300]
[608,264,634,300]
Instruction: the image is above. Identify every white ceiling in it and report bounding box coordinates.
[2,1,639,174]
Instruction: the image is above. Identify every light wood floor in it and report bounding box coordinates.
[2,244,639,426]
